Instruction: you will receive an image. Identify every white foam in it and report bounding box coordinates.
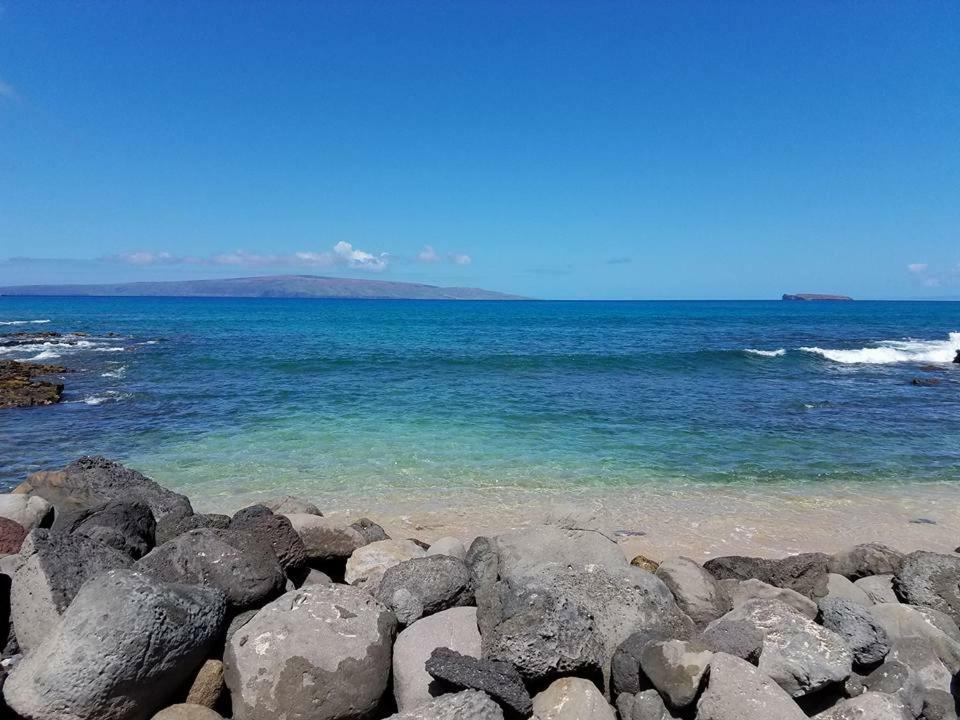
[745,348,786,357]
[0,319,50,325]
[801,331,960,364]
[23,350,62,361]
[0,340,100,356]
[92,347,125,352]
[101,366,127,378]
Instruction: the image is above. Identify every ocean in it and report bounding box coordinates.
[2,297,959,531]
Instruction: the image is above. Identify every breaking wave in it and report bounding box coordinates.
[801,332,960,365]
[0,319,50,325]
[744,348,786,358]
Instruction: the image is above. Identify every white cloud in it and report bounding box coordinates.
[118,251,177,266]
[449,253,472,265]
[907,263,928,273]
[418,245,440,263]
[332,241,389,271]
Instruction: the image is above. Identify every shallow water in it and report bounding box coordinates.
[1,297,959,548]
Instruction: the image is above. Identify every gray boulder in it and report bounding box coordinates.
[615,690,679,720]
[286,514,387,562]
[152,706,224,720]
[530,677,616,720]
[229,506,307,576]
[261,495,322,515]
[655,557,730,626]
[812,692,913,719]
[427,537,466,560]
[480,564,694,688]
[921,689,959,720]
[383,690,504,720]
[825,573,873,606]
[224,584,397,720]
[728,578,817,618]
[377,555,474,625]
[136,528,285,611]
[15,456,192,522]
[4,569,226,720]
[818,597,890,665]
[0,494,53,531]
[862,660,924,717]
[895,551,960,625]
[55,499,156,559]
[698,617,764,664]
[887,638,953,693]
[695,652,806,720]
[12,528,133,651]
[829,544,904,580]
[722,599,852,697]
[611,627,689,697]
[639,640,712,709]
[346,538,427,591]
[392,607,481,712]
[155,513,231,546]
[855,574,899,604]
[703,553,830,598]
[481,525,627,581]
[869,602,960,675]
[426,647,531,717]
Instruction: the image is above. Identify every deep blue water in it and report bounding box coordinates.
[1,297,958,500]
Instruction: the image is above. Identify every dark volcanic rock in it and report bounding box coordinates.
[0,517,27,554]
[921,688,959,720]
[136,528,285,611]
[11,528,134,651]
[54,499,156,559]
[698,617,764,664]
[829,543,904,580]
[377,554,474,625]
[426,647,532,717]
[156,512,231,545]
[15,456,193,522]
[4,569,227,720]
[912,378,942,386]
[703,553,830,598]
[611,628,681,697]
[894,551,960,625]
[229,505,307,577]
[862,661,924,717]
[0,359,66,408]
[818,597,891,666]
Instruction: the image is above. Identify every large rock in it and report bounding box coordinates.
[15,456,192,522]
[229,506,307,576]
[722,599,852,697]
[12,528,133,651]
[611,627,689,697]
[825,573,873,607]
[695,652,806,720]
[0,494,53,531]
[868,602,960,675]
[829,544,904,580]
[531,677,616,720]
[286,514,387,562]
[654,557,730,626]
[428,537,466,560]
[383,690,504,720]
[703,553,830,599]
[136,528,285,611]
[261,496,322,516]
[392,607,481,712]
[0,517,27,554]
[481,563,693,689]
[185,659,224,709]
[887,638,953,693]
[697,617,763,664]
[4,569,226,720]
[921,689,959,720]
[639,640,711,709]
[728,578,817,619]
[818,597,890,665]
[862,660,924,717]
[345,538,426,591]
[55,500,156,559]
[426,647,532,717]
[894,551,960,625]
[615,690,678,720]
[377,555,474,625]
[155,513,231,546]
[152,706,224,720]
[855,574,899,604]
[812,692,913,719]
[224,584,397,720]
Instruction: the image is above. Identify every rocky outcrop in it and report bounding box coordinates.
[704,553,830,599]
[377,555,474,625]
[0,359,66,408]
[426,647,532,717]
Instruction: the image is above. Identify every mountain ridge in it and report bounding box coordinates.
[0,274,528,300]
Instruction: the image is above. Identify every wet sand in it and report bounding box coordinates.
[193,479,960,560]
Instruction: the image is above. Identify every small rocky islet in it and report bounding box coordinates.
[0,457,959,719]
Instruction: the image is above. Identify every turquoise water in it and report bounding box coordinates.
[2,297,959,503]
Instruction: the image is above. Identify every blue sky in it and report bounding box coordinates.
[1,2,958,299]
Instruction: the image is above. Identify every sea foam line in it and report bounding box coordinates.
[0,319,50,325]
[744,348,786,358]
[801,331,960,365]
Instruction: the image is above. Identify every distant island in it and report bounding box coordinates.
[0,275,527,301]
[782,293,853,301]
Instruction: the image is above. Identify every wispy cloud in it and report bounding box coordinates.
[905,261,960,289]
[110,242,391,272]
[907,263,928,273]
[418,245,441,263]
[416,245,472,266]
[449,252,472,266]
